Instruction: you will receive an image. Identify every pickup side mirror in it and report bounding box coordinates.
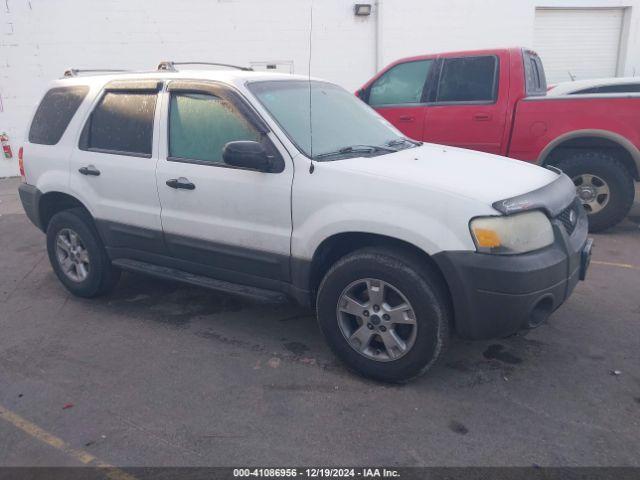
[223,141,272,172]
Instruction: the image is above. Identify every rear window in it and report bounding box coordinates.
[82,91,157,156]
[29,86,89,145]
[436,56,498,103]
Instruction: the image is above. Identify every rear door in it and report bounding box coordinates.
[365,59,435,140]
[69,80,166,255]
[422,54,508,154]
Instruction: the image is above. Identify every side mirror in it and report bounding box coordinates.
[222,141,271,172]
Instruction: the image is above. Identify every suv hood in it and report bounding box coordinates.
[328,143,559,206]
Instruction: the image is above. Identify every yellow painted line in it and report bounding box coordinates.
[592,260,639,270]
[0,403,137,480]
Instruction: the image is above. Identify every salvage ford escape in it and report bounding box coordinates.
[18,63,592,382]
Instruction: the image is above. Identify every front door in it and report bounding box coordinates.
[155,81,293,286]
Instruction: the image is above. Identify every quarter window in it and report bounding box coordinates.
[436,56,498,103]
[83,91,157,156]
[368,60,433,106]
[29,86,89,145]
[168,92,260,164]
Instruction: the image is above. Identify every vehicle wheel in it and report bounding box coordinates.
[316,247,451,383]
[556,151,635,232]
[46,208,120,298]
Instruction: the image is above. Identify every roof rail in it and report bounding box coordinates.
[157,61,253,72]
[63,68,130,78]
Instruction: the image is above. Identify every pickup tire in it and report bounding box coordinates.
[556,151,635,232]
[46,208,120,298]
[316,247,450,383]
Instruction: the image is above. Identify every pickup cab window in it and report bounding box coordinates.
[368,60,433,106]
[435,56,498,103]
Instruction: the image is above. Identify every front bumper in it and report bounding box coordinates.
[433,204,591,340]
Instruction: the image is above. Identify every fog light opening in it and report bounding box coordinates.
[528,296,554,328]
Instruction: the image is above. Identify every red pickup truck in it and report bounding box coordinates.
[357,47,639,231]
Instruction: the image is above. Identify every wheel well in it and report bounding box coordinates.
[543,136,639,180]
[308,232,452,305]
[39,192,88,231]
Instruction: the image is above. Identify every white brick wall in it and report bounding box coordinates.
[1,0,639,177]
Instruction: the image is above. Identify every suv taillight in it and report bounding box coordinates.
[18,146,25,181]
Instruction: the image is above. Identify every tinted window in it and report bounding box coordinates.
[436,56,498,102]
[85,91,156,156]
[523,50,547,96]
[29,86,89,145]
[573,84,640,94]
[368,60,433,106]
[169,93,260,164]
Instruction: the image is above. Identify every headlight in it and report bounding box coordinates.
[470,210,554,254]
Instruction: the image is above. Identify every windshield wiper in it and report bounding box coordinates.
[314,144,397,160]
[386,137,423,148]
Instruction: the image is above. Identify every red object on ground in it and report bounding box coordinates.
[62,403,74,410]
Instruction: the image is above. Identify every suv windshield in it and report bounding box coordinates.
[248,80,416,160]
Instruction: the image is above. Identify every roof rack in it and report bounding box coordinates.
[63,68,130,78]
[157,61,253,72]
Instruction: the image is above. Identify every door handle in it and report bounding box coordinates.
[473,113,492,121]
[166,177,196,190]
[78,165,101,176]
[398,115,415,123]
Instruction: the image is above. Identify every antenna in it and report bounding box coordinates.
[307,0,315,174]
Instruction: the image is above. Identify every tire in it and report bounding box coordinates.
[556,151,635,232]
[46,208,120,298]
[316,247,451,383]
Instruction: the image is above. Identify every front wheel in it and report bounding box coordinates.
[316,248,451,383]
[556,151,635,232]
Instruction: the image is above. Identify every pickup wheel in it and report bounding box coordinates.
[316,247,450,383]
[46,208,120,298]
[556,151,635,232]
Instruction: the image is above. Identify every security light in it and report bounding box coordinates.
[354,4,372,16]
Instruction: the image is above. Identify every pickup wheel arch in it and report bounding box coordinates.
[538,130,640,181]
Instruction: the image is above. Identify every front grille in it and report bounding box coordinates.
[556,199,580,235]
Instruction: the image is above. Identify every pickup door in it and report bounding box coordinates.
[367,53,509,155]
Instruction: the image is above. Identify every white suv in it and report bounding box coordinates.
[18,63,592,382]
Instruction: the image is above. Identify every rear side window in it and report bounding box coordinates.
[368,60,433,106]
[168,92,260,164]
[29,86,89,145]
[523,50,547,96]
[573,84,640,94]
[82,91,157,156]
[436,56,498,103]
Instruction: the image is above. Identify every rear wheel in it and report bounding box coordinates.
[46,208,120,297]
[316,247,450,383]
[556,151,635,232]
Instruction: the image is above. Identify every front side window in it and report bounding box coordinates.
[249,80,412,160]
[368,60,433,106]
[436,56,498,103]
[84,91,157,156]
[169,93,260,164]
[29,86,89,145]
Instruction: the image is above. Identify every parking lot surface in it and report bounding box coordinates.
[0,176,639,467]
